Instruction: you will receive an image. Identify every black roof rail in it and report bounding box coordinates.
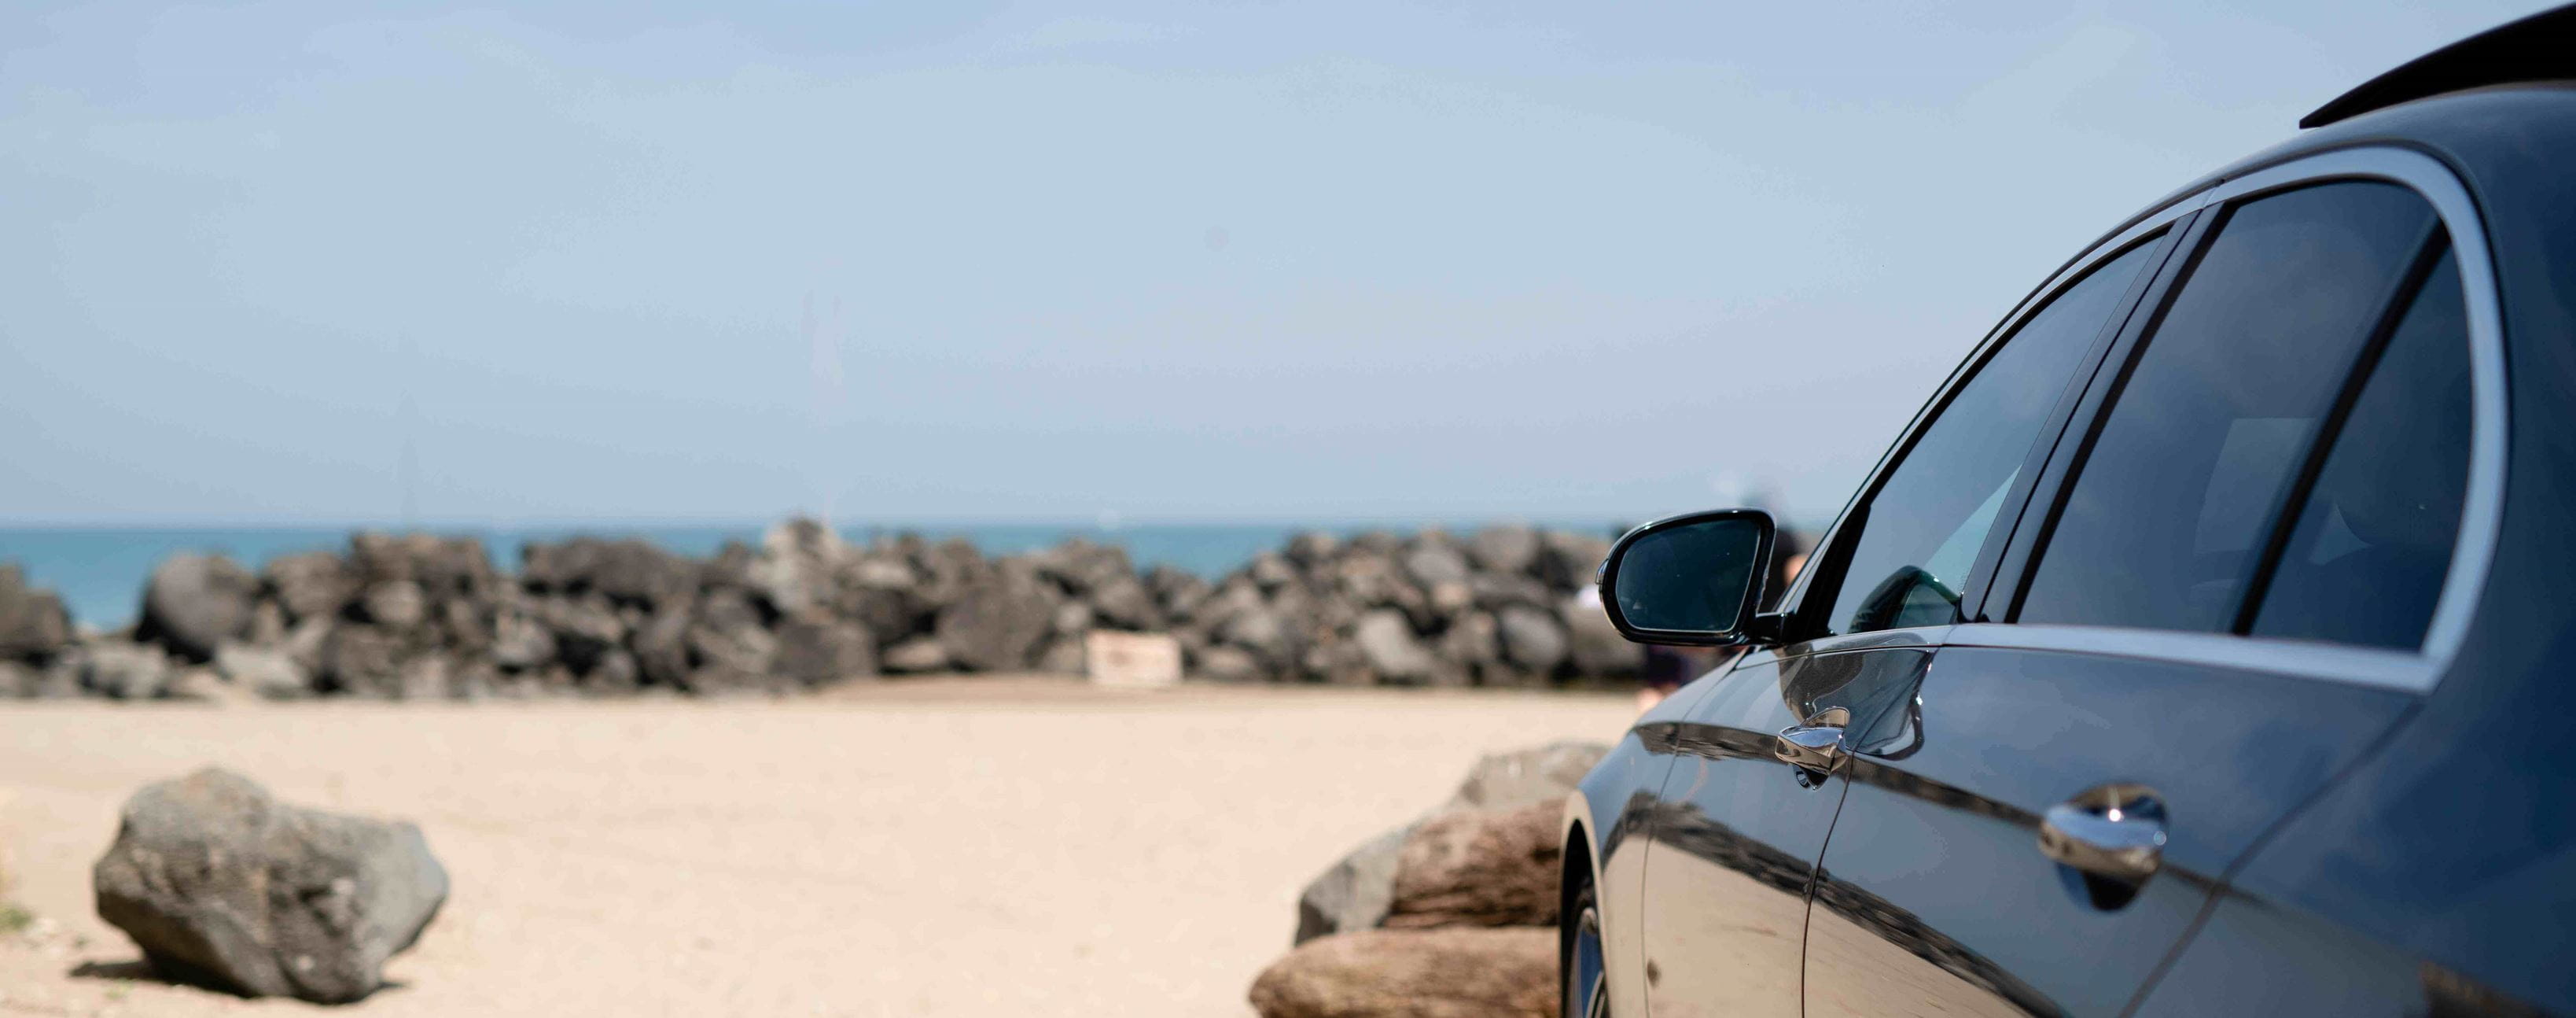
[2302,3,2576,128]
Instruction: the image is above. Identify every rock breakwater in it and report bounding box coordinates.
[0,520,1640,700]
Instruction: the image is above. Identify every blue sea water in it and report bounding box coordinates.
[0,521,1626,629]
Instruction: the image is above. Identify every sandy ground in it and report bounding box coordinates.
[0,679,1632,1016]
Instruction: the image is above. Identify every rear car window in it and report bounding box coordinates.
[2249,246,2470,649]
[2016,181,2438,634]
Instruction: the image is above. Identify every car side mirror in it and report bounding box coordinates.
[1597,509,1777,646]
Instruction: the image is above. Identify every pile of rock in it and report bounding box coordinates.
[0,520,1640,700]
[1251,741,1608,1018]
[1165,527,1638,686]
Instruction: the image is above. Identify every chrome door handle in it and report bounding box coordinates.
[1774,722,1846,771]
[2038,784,2168,883]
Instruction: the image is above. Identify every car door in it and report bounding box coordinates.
[1631,216,2173,1018]
[1801,165,2474,1017]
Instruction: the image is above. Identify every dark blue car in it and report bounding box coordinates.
[1560,9,2576,1017]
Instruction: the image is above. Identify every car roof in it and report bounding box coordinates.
[2301,3,2576,128]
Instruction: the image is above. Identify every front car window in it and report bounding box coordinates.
[2017,181,2440,633]
[1812,240,2158,636]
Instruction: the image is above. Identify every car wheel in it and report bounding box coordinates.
[1565,877,1610,1018]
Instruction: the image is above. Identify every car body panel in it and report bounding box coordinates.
[1804,647,2412,1016]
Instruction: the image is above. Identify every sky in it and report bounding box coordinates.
[0,0,2550,529]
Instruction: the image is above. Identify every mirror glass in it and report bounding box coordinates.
[1612,517,1765,634]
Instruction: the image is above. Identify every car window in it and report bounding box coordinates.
[2250,246,2469,650]
[2016,182,2438,633]
[1813,240,2157,636]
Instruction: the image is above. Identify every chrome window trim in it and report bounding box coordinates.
[2193,147,2505,684]
[1770,186,2214,626]
[1773,146,2504,696]
[1945,624,2429,693]
[1739,624,1951,669]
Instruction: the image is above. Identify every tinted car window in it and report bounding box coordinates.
[2250,247,2469,649]
[2018,182,2437,633]
[1816,240,2156,636]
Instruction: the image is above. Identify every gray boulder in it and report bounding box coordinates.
[933,563,1058,671]
[138,554,260,662]
[1352,610,1437,684]
[1495,605,1569,673]
[1444,740,1611,813]
[1400,540,1472,588]
[1466,525,1541,577]
[772,614,876,686]
[0,562,73,662]
[215,644,313,700]
[317,625,403,697]
[1192,644,1263,683]
[262,552,352,624]
[1294,824,1414,946]
[93,768,447,1003]
[880,636,951,674]
[1561,594,1643,677]
[1537,531,1613,591]
[83,640,173,700]
[358,581,428,629]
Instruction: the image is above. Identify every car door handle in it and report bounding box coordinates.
[2038,784,2169,884]
[1774,722,1846,771]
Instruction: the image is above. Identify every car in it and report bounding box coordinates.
[1558,8,2576,1017]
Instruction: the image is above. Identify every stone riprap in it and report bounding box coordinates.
[0,520,1642,700]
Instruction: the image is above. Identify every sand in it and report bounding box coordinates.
[0,680,1632,1016]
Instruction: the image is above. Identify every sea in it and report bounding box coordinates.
[0,520,1632,629]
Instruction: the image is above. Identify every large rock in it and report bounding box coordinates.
[880,636,951,674]
[215,644,313,700]
[772,614,876,686]
[1466,525,1542,577]
[751,518,848,618]
[1295,824,1415,946]
[92,768,447,1003]
[933,563,1058,671]
[1352,610,1437,684]
[1293,741,1606,946]
[81,640,173,700]
[1383,801,1562,929]
[1495,606,1568,674]
[262,552,352,624]
[138,554,260,662]
[1559,595,1643,677]
[1247,928,1556,1018]
[0,563,72,662]
[1536,532,1611,591]
[1442,741,1610,813]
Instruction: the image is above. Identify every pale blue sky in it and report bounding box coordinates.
[0,1,2545,527]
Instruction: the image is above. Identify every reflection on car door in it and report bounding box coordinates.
[1634,642,1927,1018]
[1802,179,2467,1016]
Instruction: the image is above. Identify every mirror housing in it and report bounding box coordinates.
[1596,508,1778,647]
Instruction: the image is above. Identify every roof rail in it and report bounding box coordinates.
[2302,3,2576,128]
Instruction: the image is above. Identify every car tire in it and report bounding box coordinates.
[1564,876,1610,1018]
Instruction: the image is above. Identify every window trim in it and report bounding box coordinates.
[1989,147,2507,694]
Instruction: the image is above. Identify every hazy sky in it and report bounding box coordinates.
[0,1,2547,527]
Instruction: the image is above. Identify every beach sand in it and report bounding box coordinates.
[0,680,1631,1016]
